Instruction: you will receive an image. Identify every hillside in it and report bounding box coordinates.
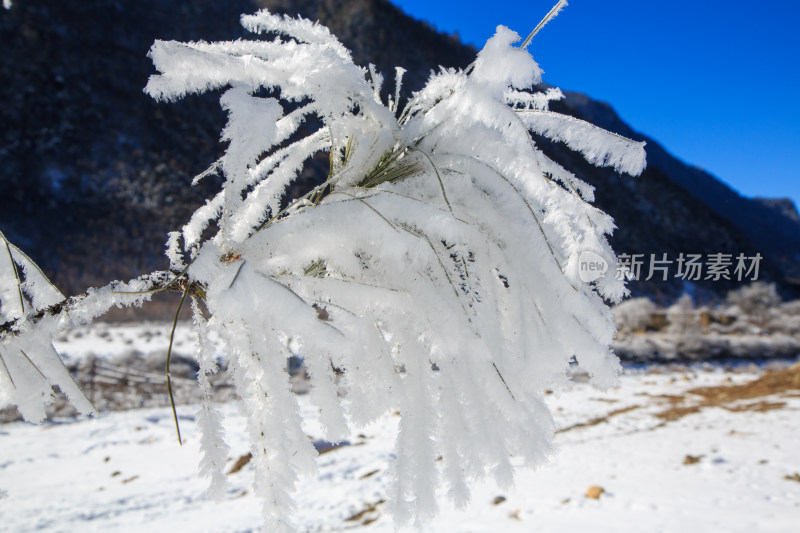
[1,0,798,304]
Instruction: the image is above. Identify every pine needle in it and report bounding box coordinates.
[357,148,423,188]
[303,259,327,278]
[166,282,191,446]
[1,230,25,317]
[520,0,568,50]
[0,351,15,388]
[412,147,452,213]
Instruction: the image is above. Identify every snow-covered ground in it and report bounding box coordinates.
[1,325,799,532]
[51,321,201,364]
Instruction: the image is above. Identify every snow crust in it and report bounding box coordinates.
[2,363,798,532]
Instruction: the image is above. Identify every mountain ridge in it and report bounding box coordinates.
[560,91,800,283]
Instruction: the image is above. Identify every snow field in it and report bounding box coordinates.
[2,364,798,532]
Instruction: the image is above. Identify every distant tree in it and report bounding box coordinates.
[766,299,800,336]
[727,281,781,327]
[667,293,698,336]
[614,297,658,334]
[0,3,646,530]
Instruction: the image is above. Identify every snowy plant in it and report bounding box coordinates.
[727,281,781,328]
[666,294,698,336]
[613,297,658,334]
[0,3,646,531]
[766,299,800,336]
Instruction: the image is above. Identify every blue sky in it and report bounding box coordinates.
[392,0,800,209]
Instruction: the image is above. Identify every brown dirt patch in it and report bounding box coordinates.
[690,363,800,403]
[724,400,786,413]
[655,404,702,422]
[228,453,252,474]
[344,500,385,523]
[654,363,800,423]
[585,486,605,499]
[653,394,685,405]
[359,469,379,480]
[557,405,640,433]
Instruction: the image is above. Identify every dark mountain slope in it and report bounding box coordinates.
[1,0,797,305]
[561,92,800,284]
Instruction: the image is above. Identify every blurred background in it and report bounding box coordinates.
[1,0,799,349]
[2,0,799,304]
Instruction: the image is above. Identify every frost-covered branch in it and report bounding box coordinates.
[0,265,188,421]
[0,269,194,342]
[0,4,645,531]
[519,110,647,176]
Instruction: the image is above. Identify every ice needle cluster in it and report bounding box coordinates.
[0,5,645,531]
